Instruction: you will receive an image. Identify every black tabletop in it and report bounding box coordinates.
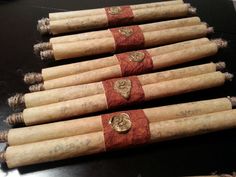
[0,0,236,176]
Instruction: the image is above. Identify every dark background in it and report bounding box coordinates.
[0,0,236,176]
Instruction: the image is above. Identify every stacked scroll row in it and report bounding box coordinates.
[1,0,235,168]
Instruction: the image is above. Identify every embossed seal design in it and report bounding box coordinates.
[113,79,132,99]
[118,27,134,37]
[108,6,122,15]
[129,51,145,62]
[109,113,132,133]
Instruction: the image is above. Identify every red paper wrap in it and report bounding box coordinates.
[101,110,150,151]
[102,76,145,109]
[105,6,134,26]
[110,25,145,52]
[116,50,153,76]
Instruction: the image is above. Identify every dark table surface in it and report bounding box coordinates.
[0,0,236,176]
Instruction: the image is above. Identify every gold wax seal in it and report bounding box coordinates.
[118,27,133,37]
[108,6,122,15]
[129,51,145,62]
[109,113,132,133]
[114,79,132,99]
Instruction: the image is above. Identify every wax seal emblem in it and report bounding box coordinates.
[114,79,132,99]
[129,51,145,62]
[118,27,133,37]
[109,113,132,133]
[108,6,122,15]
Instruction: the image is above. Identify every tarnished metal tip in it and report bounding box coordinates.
[33,42,52,55]
[228,96,236,108]
[29,83,45,92]
[37,21,50,35]
[0,131,8,142]
[8,94,25,109]
[40,50,54,60]
[6,113,24,125]
[24,72,43,85]
[207,27,214,34]
[188,6,197,15]
[225,72,234,81]
[215,62,226,71]
[0,152,6,163]
[213,39,228,48]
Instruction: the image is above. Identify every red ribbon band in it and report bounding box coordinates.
[110,25,145,52]
[116,50,153,76]
[102,76,145,109]
[105,6,134,26]
[101,110,150,151]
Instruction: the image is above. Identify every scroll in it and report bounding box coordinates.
[6,72,233,126]
[26,38,213,84]
[35,17,202,54]
[38,24,212,60]
[9,62,226,108]
[1,109,236,168]
[2,97,235,146]
[37,2,196,35]
[29,40,226,91]
[48,1,184,20]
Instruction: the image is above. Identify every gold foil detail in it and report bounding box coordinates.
[118,27,133,37]
[114,79,132,99]
[108,6,122,15]
[109,113,132,133]
[129,51,145,62]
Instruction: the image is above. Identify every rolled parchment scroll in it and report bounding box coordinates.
[1,109,236,168]
[39,24,212,60]
[6,72,233,126]
[9,62,226,108]
[27,38,212,84]
[2,97,235,145]
[48,0,184,21]
[30,40,225,91]
[35,17,202,53]
[38,2,195,35]
[49,17,201,44]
